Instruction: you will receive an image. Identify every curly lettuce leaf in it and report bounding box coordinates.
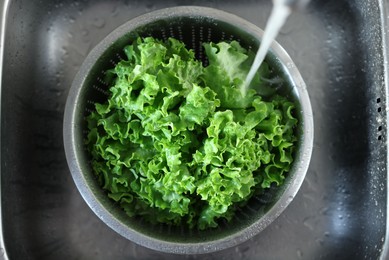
[202,41,276,109]
[86,37,298,230]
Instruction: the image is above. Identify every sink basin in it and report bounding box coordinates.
[0,0,388,259]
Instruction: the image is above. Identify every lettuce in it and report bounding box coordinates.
[86,37,297,230]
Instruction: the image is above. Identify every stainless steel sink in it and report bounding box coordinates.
[0,0,388,259]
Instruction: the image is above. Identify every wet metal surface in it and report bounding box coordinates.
[0,0,388,259]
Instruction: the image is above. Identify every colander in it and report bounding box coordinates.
[63,6,313,254]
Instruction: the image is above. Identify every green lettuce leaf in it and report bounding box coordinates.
[86,37,298,230]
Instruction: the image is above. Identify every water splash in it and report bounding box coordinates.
[242,0,292,95]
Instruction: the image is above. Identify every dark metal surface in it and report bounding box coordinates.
[1,0,388,259]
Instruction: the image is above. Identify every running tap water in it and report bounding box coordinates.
[242,0,310,96]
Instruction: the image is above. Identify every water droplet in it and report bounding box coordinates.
[145,3,154,11]
[303,216,315,231]
[111,5,120,17]
[91,17,106,28]
[81,29,89,36]
[296,249,303,258]
[69,16,75,23]
[286,62,295,69]
[316,238,324,246]
[319,206,329,215]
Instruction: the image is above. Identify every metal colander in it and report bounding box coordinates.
[63,6,313,254]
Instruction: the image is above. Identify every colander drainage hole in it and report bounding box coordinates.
[161,28,167,41]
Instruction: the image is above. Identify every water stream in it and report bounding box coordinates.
[242,0,293,95]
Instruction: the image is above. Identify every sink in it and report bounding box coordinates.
[0,0,388,259]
